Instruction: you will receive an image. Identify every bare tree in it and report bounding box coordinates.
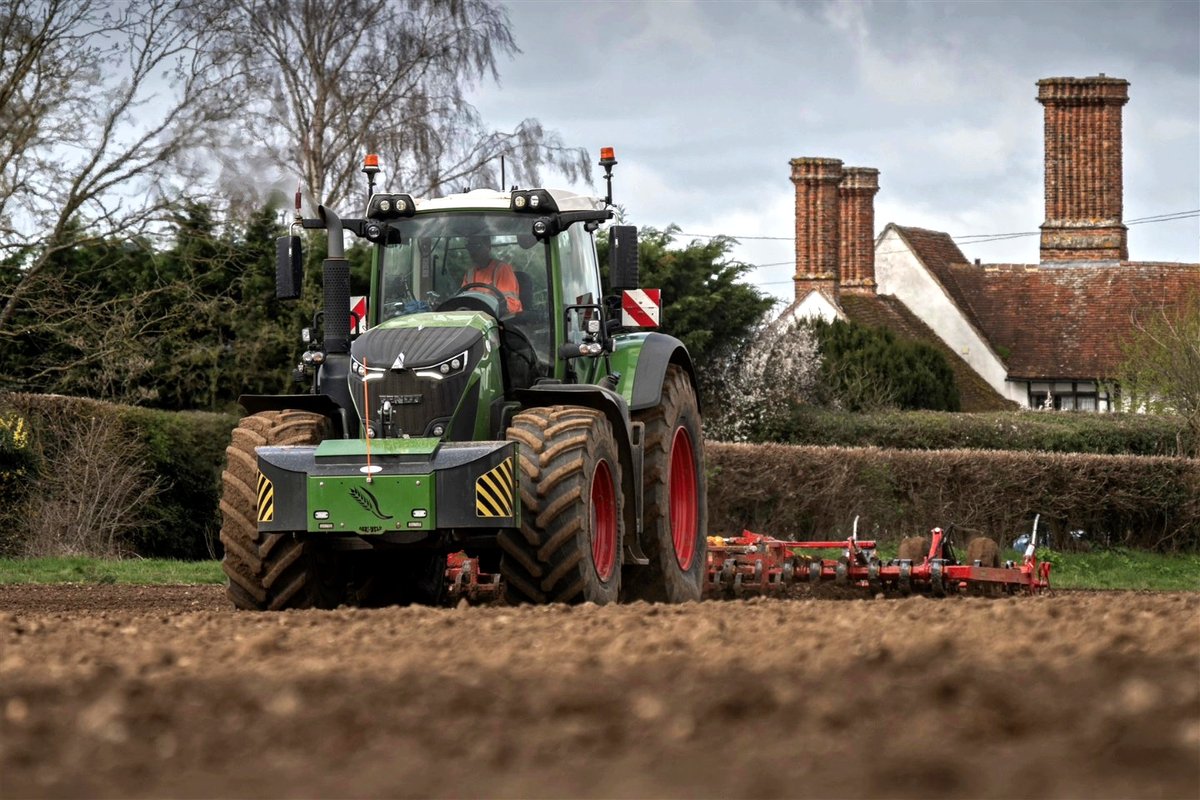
[0,0,240,332]
[1118,290,1200,455]
[201,0,590,212]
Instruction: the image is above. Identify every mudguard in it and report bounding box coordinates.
[239,356,356,438]
[626,332,698,412]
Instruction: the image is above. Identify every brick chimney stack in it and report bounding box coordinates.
[838,167,880,293]
[1037,75,1130,262]
[790,157,843,302]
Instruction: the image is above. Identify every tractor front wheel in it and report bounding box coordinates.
[500,406,624,604]
[624,364,707,603]
[219,410,344,611]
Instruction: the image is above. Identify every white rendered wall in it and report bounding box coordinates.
[874,228,1027,406]
[791,290,842,323]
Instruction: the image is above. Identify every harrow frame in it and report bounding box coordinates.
[705,524,1051,598]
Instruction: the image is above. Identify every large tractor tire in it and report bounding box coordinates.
[624,364,707,603]
[500,406,624,605]
[219,410,343,611]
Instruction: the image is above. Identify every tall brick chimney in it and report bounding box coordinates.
[790,157,843,302]
[1037,75,1130,262]
[838,166,880,293]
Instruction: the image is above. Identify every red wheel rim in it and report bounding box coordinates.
[590,459,617,581]
[669,426,698,570]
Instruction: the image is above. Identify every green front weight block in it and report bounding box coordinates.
[255,438,518,535]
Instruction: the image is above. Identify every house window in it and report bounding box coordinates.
[1025,381,1108,412]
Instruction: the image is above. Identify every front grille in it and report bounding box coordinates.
[349,329,486,439]
[370,368,471,437]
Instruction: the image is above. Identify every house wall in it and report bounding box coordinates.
[874,228,1027,406]
[791,290,842,323]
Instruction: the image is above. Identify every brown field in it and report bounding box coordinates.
[1,585,1197,799]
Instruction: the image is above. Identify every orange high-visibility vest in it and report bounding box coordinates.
[463,260,523,314]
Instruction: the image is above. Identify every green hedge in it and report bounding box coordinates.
[0,393,237,558]
[766,407,1194,456]
[707,442,1200,551]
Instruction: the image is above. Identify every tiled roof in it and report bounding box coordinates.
[889,223,1200,379]
[939,261,1200,379]
[838,293,1016,411]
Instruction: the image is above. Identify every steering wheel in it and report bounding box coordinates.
[436,282,508,316]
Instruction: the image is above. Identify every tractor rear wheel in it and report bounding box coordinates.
[219,410,344,611]
[500,406,624,604]
[624,365,707,603]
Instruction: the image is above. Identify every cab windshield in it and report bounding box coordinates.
[376,212,552,362]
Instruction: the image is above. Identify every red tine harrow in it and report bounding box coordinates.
[705,516,1051,598]
[445,517,1051,602]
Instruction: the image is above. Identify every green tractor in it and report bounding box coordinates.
[220,148,707,609]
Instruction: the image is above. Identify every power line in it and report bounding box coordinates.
[673,208,1200,248]
[743,210,1200,288]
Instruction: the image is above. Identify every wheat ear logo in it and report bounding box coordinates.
[349,486,393,520]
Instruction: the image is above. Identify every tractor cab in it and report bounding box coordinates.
[365,189,611,391]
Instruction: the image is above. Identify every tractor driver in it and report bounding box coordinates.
[463,235,523,315]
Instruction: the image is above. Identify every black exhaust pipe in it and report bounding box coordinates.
[318,205,351,355]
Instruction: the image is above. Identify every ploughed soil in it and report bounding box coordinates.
[1,584,1198,799]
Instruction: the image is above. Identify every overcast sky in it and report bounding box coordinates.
[471,0,1200,304]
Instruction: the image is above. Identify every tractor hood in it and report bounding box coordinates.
[347,312,496,440]
[351,313,491,371]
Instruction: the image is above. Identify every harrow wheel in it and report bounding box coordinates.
[219,410,347,611]
[500,406,624,604]
[624,365,707,603]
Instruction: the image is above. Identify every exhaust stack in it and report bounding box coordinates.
[318,205,351,355]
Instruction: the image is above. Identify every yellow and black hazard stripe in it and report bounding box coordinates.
[475,458,514,518]
[256,472,274,522]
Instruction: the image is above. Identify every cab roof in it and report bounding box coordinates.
[402,188,607,215]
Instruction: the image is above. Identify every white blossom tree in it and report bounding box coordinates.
[703,307,823,442]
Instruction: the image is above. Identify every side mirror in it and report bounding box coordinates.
[276,235,303,300]
[609,225,639,290]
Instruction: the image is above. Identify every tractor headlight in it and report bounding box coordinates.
[415,350,469,381]
[350,357,384,380]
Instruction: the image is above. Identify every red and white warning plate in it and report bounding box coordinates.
[621,288,661,328]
